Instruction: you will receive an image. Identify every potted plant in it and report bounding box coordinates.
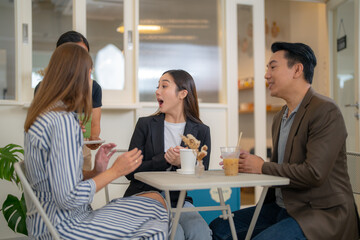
[0,143,27,235]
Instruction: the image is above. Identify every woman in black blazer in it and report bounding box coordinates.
[125,70,212,240]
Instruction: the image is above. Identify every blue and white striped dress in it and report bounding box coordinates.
[24,110,170,239]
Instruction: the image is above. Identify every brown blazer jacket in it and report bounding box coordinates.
[262,88,359,240]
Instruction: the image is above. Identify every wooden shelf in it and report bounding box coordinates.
[239,106,282,114]
[238,85,254,90]
[239,109,254,114]
[238,82,269,91]
[268,106,282,112]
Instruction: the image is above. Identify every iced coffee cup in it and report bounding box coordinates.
[221,147,240,176]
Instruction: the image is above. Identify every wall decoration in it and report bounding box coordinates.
[271,21,280,38]
[337,19,347,52]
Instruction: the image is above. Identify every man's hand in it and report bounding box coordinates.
[238,151,264,174]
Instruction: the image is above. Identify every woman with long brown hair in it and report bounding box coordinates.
[24,43,170,239]
[124,69,212,239]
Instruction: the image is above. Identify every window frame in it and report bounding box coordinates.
[11,0,228,109]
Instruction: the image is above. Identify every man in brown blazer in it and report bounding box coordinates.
[210,42,359,240]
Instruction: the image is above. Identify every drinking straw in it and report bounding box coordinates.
[237,132,243,148]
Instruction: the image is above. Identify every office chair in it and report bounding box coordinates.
[14,161,61,240]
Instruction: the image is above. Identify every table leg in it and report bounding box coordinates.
[245,186,269,240]
[217,188,227,219]
[165,190,171,207]
[104,185,110,203]
[218,188,238,240]
[170,190,186,240]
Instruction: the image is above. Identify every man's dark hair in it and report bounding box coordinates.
[271,42,317,84]
[56,31,90,52]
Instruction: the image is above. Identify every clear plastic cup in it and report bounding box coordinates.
[221,147,240,176]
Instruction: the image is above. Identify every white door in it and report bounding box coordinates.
[327,0,360,212]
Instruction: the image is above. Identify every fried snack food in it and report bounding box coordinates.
[197,145,208,160]
[181,134,208,161]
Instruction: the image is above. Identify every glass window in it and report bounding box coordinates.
[139,0,223,103]
[32,0,72,88]
[0,1,15,100]
[86,1,124,90]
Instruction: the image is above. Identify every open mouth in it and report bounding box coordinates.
[157,99,164,107]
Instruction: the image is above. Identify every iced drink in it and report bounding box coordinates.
[221,147,240,176]
[223,158,239,176]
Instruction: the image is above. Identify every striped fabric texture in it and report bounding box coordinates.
[24,110,170,239]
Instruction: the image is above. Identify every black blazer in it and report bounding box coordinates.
[124,113,211,207]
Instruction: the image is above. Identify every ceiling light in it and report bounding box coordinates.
[116,25,168,34]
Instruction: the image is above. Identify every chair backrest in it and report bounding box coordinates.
[14,161,61,240]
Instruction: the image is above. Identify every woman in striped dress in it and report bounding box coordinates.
[24,43,171,239]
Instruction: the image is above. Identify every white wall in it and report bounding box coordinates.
[265,0,329,96]
[289,2,329,96]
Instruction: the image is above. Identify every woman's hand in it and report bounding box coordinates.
[93,143,116,174]
[111,148,143,177]
[79,120,86,133]
[165,146,184,167]
[91,148,142,192]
